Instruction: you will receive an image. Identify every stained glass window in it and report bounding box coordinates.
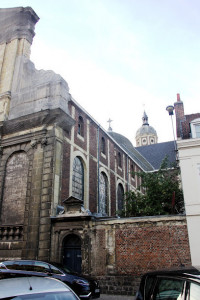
[99,172,108,214]
[72,157,84,200]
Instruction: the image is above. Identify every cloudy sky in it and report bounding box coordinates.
[1,0,200,145]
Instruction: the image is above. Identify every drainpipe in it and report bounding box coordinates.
[126,155,129,192]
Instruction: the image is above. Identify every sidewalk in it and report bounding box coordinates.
[100,294,136,300]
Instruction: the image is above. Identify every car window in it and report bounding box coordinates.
[50,264,64,275]
[153,277,185,300]
[19,261,35,271]
[33,262,51,273]
[189,282,200,300]
[144,275,156,299]
[3,261,29,271]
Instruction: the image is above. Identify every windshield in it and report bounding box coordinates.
[0,291,79,300]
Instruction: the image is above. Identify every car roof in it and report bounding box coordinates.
[142,266,200,282]
[1,259,49,263]
[0,276,71,298]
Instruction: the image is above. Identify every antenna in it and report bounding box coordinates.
[27,277,33,290]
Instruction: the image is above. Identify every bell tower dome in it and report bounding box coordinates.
[135,111,158,146]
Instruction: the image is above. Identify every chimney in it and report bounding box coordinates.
[174,93,185,139]
[177,93,181,102]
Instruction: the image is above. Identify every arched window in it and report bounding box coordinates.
[99,172,108,214]
[101,137,106,154]
[117,183,124,211]
[118,152,122,168]
[78,116,84,137]
[72,157,84,200]
[1,151,29,225]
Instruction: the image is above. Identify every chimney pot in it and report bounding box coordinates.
[177,93,180,101]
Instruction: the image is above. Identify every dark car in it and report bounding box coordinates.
[135,266,200,300]
[0,260,100,299]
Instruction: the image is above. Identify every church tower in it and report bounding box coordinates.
[135,111,158,146]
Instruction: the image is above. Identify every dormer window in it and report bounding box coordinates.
[78,116,84,137]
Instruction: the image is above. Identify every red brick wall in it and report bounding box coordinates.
[92,216,191,295]
[115,222,190,275]
[89,121,97,158]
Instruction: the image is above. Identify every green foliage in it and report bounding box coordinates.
[119,157,185,217]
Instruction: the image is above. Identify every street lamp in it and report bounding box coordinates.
[166,105,178,160]
[166,105,174,116]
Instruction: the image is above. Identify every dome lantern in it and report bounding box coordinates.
[135,111,158,146]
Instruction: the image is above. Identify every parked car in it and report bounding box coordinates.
[0,276,80,299]
[0,260,100,299]
[135,266,200,300]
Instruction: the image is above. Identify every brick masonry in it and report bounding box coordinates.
[52,215,191,296]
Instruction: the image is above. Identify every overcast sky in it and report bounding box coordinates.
[1,0,200,145]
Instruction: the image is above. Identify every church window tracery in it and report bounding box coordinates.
[99,172,108,214]
[72,157,84,200]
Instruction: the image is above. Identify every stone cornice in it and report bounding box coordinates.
[0,7,39,45]
[177,138,200,149]
[1,108,75,135]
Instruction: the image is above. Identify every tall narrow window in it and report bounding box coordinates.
[118,152,122,168]
[117,183,124,211]
[78,116,84,137]
[130,163,135,179]
[99,172,108,214]
[101,137,106,154]
[72,157,84,200]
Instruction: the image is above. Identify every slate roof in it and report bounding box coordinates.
[108,132,154,171]
[136,141,177,170]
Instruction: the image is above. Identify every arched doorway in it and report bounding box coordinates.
[63,234,82,273]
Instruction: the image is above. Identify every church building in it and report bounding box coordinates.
[0,7,191,295]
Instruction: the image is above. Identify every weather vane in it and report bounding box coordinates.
[107,118,113,132]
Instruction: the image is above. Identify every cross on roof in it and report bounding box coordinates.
[107,118,113,132]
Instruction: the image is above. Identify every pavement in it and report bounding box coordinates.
[100,294,136,300]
